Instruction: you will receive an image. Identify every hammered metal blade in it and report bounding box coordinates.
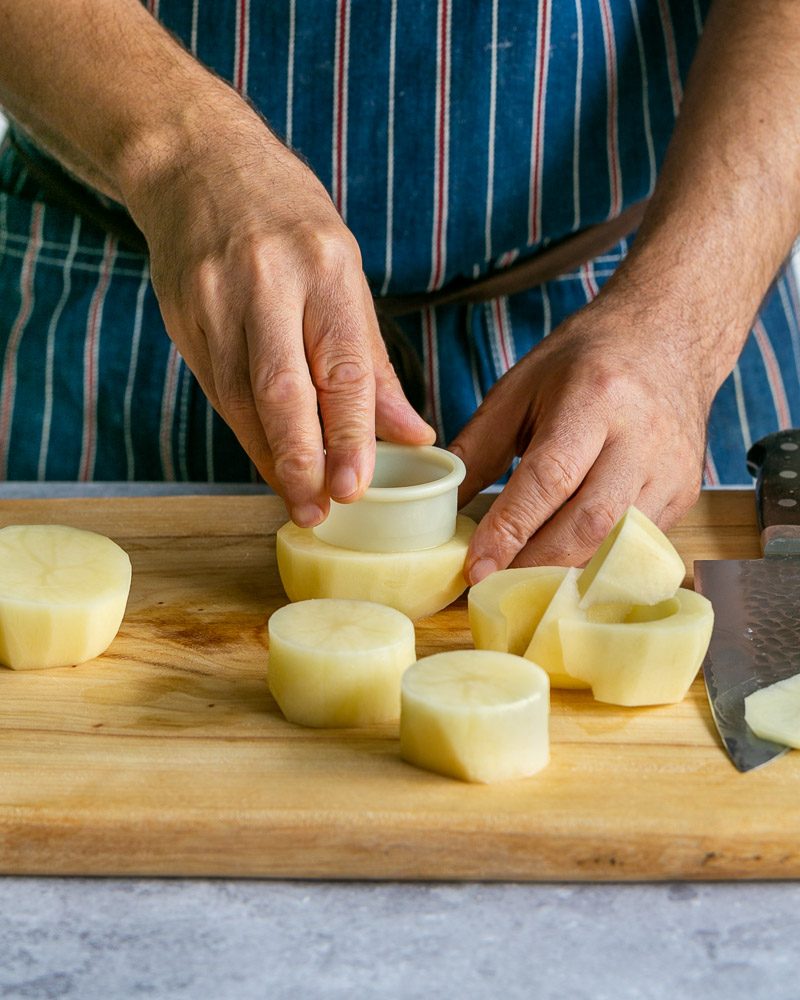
[694,557,800,772]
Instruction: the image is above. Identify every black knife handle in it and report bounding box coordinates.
[747,429,800,555]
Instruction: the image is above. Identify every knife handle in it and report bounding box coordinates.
[747,429,800,555]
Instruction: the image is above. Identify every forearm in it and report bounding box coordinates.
[608,0,800,388]
[0,0,259,202]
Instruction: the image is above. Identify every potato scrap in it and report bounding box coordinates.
[468,565,568,656]
[467,506,712,707]
[745,674,800,748]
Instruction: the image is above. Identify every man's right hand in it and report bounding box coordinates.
[0,0,434,517]
[124,89,434,524]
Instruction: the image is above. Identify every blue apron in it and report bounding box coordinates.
[1,0,798,484]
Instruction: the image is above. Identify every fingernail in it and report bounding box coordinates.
[469,557,497,585]
[292,504,324,528]
[330,466,359,501]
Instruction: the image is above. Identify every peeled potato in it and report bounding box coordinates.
[524,569,592,690]
[267,598,416,727]
[276,515,476,620]
[578,505,685,609]
[468,566,568,655]
[0,524,131,670]
[557,589,714,706]
[745,674,800,748]
[400,649,549,783]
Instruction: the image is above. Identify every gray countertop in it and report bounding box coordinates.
[2,484,799,1000]
[2,879,800,1000]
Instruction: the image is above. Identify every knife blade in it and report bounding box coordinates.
[694,429,800,772]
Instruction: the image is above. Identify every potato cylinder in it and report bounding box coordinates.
[276,515,475,620]
[267,598,416,727]
[400,650,550,783]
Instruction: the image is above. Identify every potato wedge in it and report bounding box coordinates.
[578,505,686,608]
[524,569,593,690]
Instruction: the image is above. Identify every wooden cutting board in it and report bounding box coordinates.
[1,490,798,881]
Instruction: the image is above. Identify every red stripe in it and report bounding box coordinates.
[580,262,599,300]
[430,0,450,289]
[598,0,621,216]
[528,0,550,244]
[657,0,682,114]
[753,319,792,428]
[498,249,519,269]
[492,298,511,373]
[235,0,248,92]
[79,239,115,481]
[0,205,44,476]
[334,0,348,214]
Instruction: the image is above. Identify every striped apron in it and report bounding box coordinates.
[1,0,798,484]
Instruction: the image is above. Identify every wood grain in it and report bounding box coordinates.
[1,490,797,881]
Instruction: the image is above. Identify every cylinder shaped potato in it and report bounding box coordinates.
[267,598,416,727]
[276,515,476,620]
[400,650,550,783]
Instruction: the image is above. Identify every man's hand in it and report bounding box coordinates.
[455,0,800,578]
[126,95,434,525]
[0,0,434,518]
[451,290,710,582]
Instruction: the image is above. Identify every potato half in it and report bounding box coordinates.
[557,589,714,706]
[276,515,476,620]
[0,524,131,670]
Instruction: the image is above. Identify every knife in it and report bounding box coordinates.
[694,429,800,772]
